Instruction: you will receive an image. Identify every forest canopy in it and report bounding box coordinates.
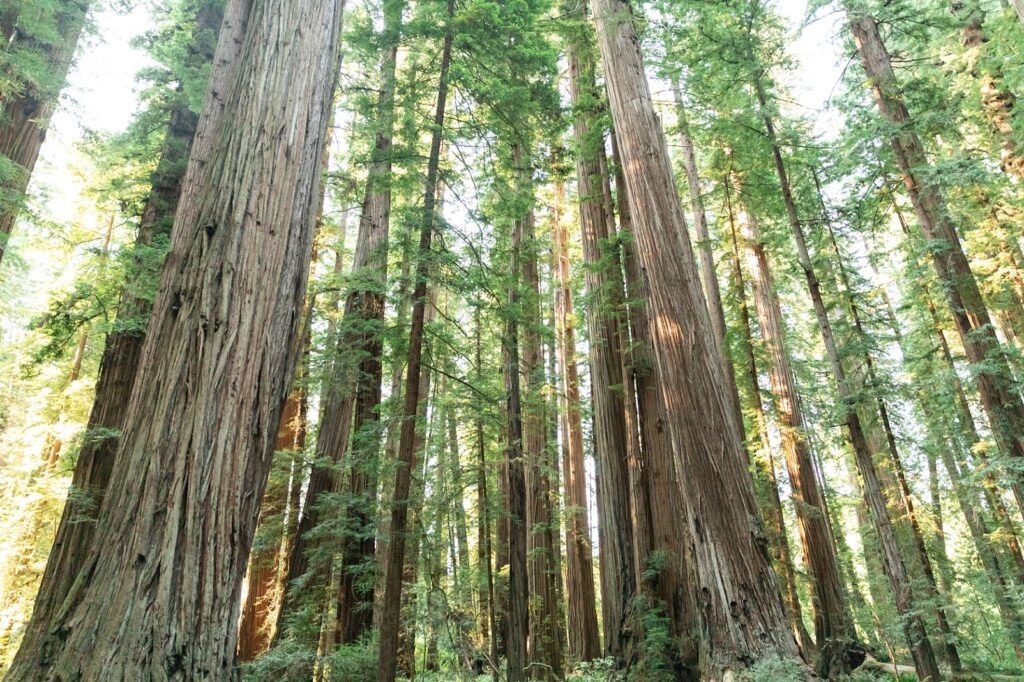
[1,0,1024,680]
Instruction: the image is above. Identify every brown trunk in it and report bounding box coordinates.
[237,389,307,660]
[673,88,746,437]
[515,145,563,680]
[612,130,697,677]
[737,199,855,673]
[7,0,344,677]
[397,353,436,679]
[723,183,812,656]
[0,1,89,267]
[376,6,453,676]
[565,24,636,663]
[590,0,800,675]
[552,181,601,664]
[474,307,500,678]
[849,10,1024,516]
[8,2,225,667]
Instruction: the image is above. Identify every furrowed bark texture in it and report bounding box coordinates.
[0,0,89,268]
[12,4,223,658]
[849,11,1024,514]
[674,97,745,438]
[613,131,697,676]
[552,182,601,664]
[6,0,344,677]
[566,29,636,663]
[589,0,799,675]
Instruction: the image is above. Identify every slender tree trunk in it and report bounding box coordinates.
[0,0,89,267]
[848,10,1024,515]
[376,5,453,676]
[474,307,500,679]
[514,145,563,681]
[723,183,812,656]
[238,388,307,660]
[737,199,855,674]
[397,351,437,680]
[673,88,745,437]
[565,25,636,664]
[590,0,800,675]
[7,0,344,677]
[552,181,601,665]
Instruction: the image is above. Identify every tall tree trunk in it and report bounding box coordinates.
[723,183,812,656]
[237,388,308,660]
[552,181,601,664]
[277,2,395,644]
[612,130,697,676]
[0,0,89,267]
[565,24,636,664]
[376,4,453,676]
[848,10,1024,515]
[7,1,227,668]
[589,0,800,675]
[7,0,344,677]
[737,199,855,675]
[673,88,745,436]
[504,208,530,682]
[397,351,437,680]
[515,145,563,680]
[474,306,500,678]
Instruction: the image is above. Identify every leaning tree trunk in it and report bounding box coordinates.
[673,90,745,437]
[566,24,637,664]
[552,181,601,664]
[8,0,230,669]
[376,5,453,676]
[722,181,811,655]
[738,201,856,675]
[0,0,90,268]
[6,0,344,678]
[848,9,1024,514]
[589,0,800,675]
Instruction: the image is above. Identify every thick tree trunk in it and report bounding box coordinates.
[565,27,636,664]
[376,6,453,677]
[612,131,697,677]
[589,0,800,675]
[0,0,89,268]
[849,10,1024,515]
[6,0,343,677]
[737,200,854,674]
[552,182,601,665]
[8,1,230,670]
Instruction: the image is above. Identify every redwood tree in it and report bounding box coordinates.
[589,0,800,674]
[6,0,344,676]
